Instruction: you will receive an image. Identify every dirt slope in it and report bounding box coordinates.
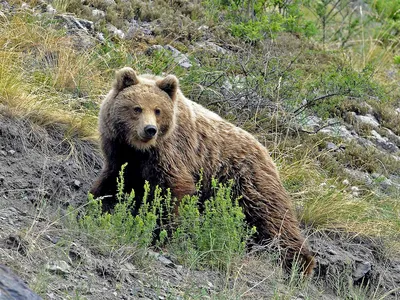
[0,112,399,299]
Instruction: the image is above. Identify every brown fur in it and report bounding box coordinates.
[90,67,316,276]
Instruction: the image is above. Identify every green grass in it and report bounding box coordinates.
[68,165,255,272]
[2,7,399,251]
[2,1,400,298]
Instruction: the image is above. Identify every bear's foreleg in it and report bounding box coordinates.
[89,166,119,212]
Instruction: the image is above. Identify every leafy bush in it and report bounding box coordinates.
[69,165,254,271]
[206,0,316,42]
[75,164,163,250]
[170,178,256,271]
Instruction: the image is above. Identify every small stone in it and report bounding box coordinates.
[8,150,15,155]
[46,235,60,244]
[351,186,360,197]
[106,24,125,39]
[73,180,81,189]
[342,179,350,185]
[195,41,227,55]
[198,25,209,31]
[46,261,71,275]
[353,261,372,282]
[327,248,337,255]
[96,32,106,42]
[164,45,193,69]
[46,4,56,14]
[380,178,395,191]
[326,142,338,151]
[157,255,175,268]
[92,9,105,19]
[125,19,153,38]
[0,150,7,156]
[301,116,322,132]
[21,2,29,9]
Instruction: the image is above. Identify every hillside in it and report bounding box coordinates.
[0,0,400,299]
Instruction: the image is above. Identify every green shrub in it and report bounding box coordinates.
[170,178,256,271]
[74,163,163,250]
[69,165,254,271]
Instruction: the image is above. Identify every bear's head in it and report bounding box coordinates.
[107,67,178,151]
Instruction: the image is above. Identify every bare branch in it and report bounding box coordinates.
[293,93,341,116]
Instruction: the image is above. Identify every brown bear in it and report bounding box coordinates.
[90,67,315,276]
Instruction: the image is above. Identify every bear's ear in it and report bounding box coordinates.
[114,67,139,91]
[156,75,179,101]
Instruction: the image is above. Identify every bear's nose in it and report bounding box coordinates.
[144,125,157,138]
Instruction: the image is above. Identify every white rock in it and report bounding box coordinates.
[355,114,380,128]
[21,2,29,9]
[92,9,105,19]
[106,24,125,39]
[195,41,228,54]
[46,261,71,274]
[370,130,399,153]
[46,4,56,14]
[301,116,322,132]
[164,45,192,69]
[351,186,359,191]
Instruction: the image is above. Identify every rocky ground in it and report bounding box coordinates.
[1,0,400,299]
[0,103,399,299]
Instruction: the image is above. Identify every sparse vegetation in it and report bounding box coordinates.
[1,0,400,298]
[70,165,255,273]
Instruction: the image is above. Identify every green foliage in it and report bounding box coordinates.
[394,55,400,65]
[304,0,366,46]
[296,65,384,119]
[205,0,316,42]
[371,0,400,21]
[69,165,253,271]
[230,13,287,41]
[76,163,162,249]
[171,178,256,271]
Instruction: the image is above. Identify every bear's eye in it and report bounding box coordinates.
[155,108,161,116]
[133,107,142,113]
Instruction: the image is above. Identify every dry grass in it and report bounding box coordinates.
[275,143,400,253]
[1,3,399,260]
[0,12,102,140]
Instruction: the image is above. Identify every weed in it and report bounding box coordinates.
[170,178,256,272]
[68,165,254,272]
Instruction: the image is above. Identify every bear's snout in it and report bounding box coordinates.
[144,125,157,138]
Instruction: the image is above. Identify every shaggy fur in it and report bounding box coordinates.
[90,67,316,275]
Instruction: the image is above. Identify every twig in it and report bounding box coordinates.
[300,121,342,134]
[293,93,341,116]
